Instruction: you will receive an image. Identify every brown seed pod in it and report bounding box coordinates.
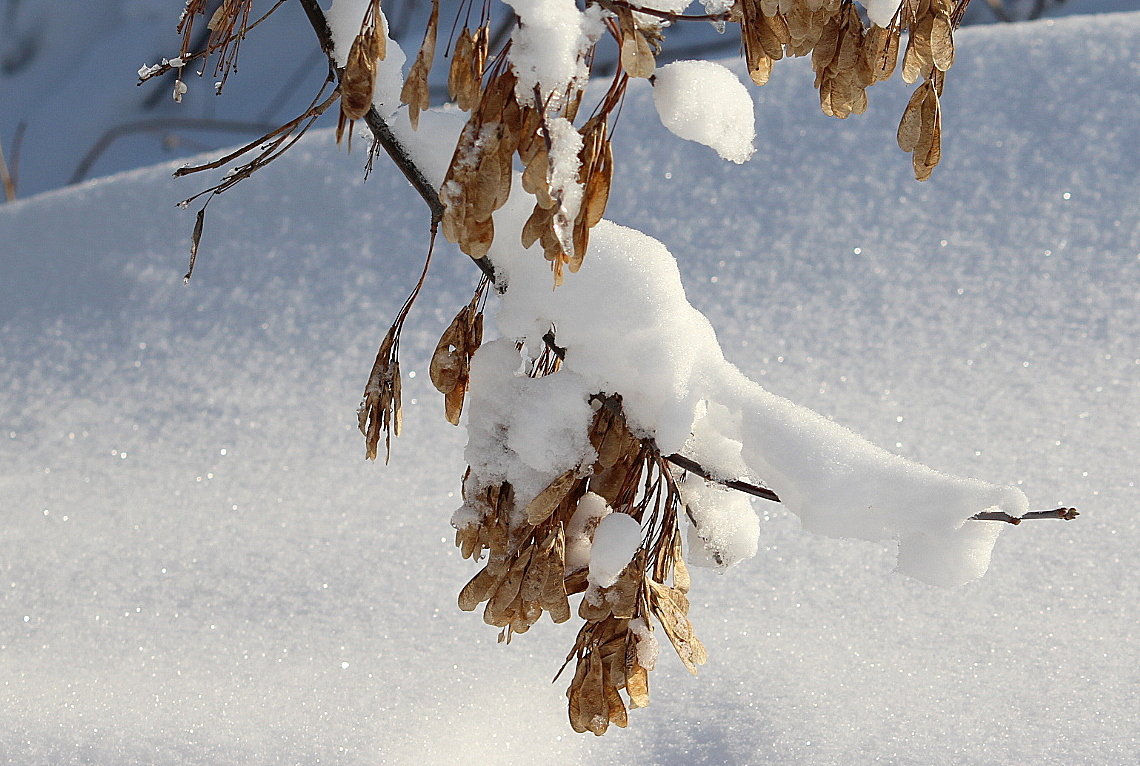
[400,0,438,130]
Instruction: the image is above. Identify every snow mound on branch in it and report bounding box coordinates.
[682,479,760,570]
[502,0,605,106]
[463,339,596,512]
[488,215,1026,586]
[651,60,756,164]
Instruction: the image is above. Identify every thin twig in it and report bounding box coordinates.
[599,0,732,23]
[665,453,781,503]
[971,507,1080,524]
[173,91,338,177]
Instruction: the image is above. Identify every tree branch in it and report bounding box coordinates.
[296,0,495,282]
[292,0,1078,529]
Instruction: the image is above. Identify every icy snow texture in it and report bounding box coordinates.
[682,479,761,569]
[1,10,1138,766]
[651,60,756,163]
[463,340,596,512]
[588,512,644,588]
[863,0,904,28]
[502,0,603,107]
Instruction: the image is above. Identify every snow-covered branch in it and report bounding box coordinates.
[160,0,1079,737]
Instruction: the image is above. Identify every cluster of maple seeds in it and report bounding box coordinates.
[337,0,387,143]
[733,0,959,178]
[451,393,705,734]
[433,62,615,284]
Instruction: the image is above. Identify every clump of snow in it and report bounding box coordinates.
[502,0,605,108]
[651,60,755,163]
[684,399,751,480]
[699,0,734,15]
[480,211,1027,586]
[682,479,760,569]
[546,115,585,252]
[587,512,643,588]
[463,339,596,513]
[565,492,611,573]
[863,0,904,28]
[637,0,697,16]
[628,617,659,670]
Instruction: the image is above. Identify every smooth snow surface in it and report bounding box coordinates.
[2,12,1138,766]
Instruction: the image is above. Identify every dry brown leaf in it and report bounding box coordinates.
[902,15,934,84]
[757,12,788,61]
[582,136,612,228]
[524,469,579,525]
[458,562,508,612]
[648,580,708,674]
[429,317,465,394]
[444,382,466,425]
[484,548,533,626]
[625,662,650,709]
[930,14,955,72]
[581,651,610,735]
[748,51,774,86]
[672,534,690,594]
[522,203,554,249]
[463,213,494,259]
[896,84,927,152]
[566,654,590,734]
[618,8,656,79]
[604,676,629,728]
[340,32,377,122]
[400,0,437,130]
[522,145,550,197]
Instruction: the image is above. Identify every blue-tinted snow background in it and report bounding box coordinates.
[1,4,1138,765]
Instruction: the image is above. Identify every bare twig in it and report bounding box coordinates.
[173,90,337,177]
[70,117,279,185]
[599,0,732,23]
[137,0,290,87]
[296,0,492,284]
[971,507,1080,524]
[665,453,781,503]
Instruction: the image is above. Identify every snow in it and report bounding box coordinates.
[463,339,596,511]
[587,513,644,588]
[565,492,613,574]
[863,0,904,28]
[501,0,604,108]
[682,479,760,569]
[1,9,1138,766]
[651,60,756,164]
